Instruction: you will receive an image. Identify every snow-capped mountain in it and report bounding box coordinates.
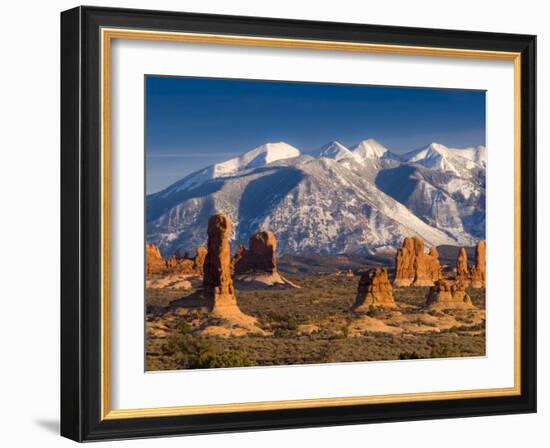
[402,142,486,178]
[448,145,487,167]
[147,139,486,256]
[160,142,301,196]
[352,138,392,160]
[375,164,485,244]
[309,141,354,161]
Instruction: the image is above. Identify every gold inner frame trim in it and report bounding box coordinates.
[100,27,522,421]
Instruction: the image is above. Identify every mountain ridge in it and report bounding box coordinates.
[147,139,486,256]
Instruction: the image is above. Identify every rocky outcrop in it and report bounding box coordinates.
[351,267,396,311]
[193,246,207,275]
[425,279,475,310]
[455,241,486,288]
[203,214,239,313]
[167,247,207,275]
[428,247,441,279]
[470,240,486,288]
[456,247,470,283]
[234,231,277,274]
[146,243,165,275]
[394,237,441,287]
[413,245,442,286]
[394,237,416,286]
[146,243,206,277]
[233,231,298,288]
[202,214,261,332]
[231,244,246,273]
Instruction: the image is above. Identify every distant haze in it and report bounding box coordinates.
[146,76,486,194]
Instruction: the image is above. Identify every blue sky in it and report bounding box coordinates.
[146,76,485,193]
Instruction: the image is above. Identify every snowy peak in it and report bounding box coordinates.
[447,145,487,167]
[160,142,301,196]
[351,139,389,160]
[310,141,355,161]
[404,142,485,177]
[213,142,301,176]
[148,138,486,256]
[405,142,450,164]
[475,145,487,167]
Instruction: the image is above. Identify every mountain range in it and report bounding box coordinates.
[146,139,486,256]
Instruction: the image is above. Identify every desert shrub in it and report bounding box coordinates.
[273,327,299,338]
[399,351,421,360]
[331,333,345,341]
[341,325,350,338]
[194,350,254,369]
[146,287,196,308]
[162,333,254,369]
[463,320,486,332]
[430,343,452,358]
[177,320,192,334]
[161,333,212,359]
[147,268,486,371]
[267,313,300,336]
[366,305,380,318]
[286,317,298,331]
[263,311,286,324]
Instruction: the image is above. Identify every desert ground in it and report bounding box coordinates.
[146,267,485,371]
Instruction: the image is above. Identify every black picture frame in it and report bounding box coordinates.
[61,5,536,442]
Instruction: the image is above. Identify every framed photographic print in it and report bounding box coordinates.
[60,6,536,442]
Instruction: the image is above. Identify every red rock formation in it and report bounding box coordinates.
[470,240,486,288]
[352,267,396,310]
[146,243,165,275]
[202,213,260,325]
[232,230,298,287]
[425,279,475,309]
[146,243,206,277]
[456,247,470,283]
[455,241,485,288]
[231,244,246,273]
[412,243,441,286]
[394,237,441,287]
[193,246,207,275]
[427,247,442,282]
[451,281,474,307]
[394,237,416,286]
[234,231,277,275]
[203,214,237,313]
